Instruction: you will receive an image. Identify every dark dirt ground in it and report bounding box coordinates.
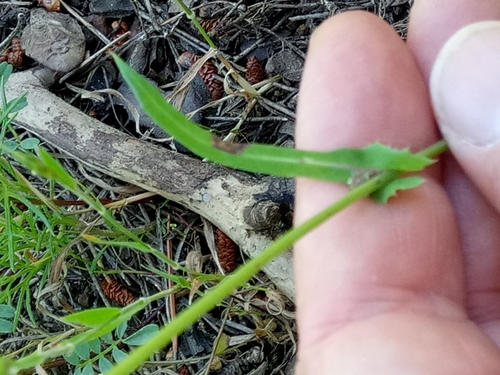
[0,1,413,374]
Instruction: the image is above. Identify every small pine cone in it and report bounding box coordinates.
[245,56,265,85]
[5,37,24,68]
[199,61,223,100]
[178,365,192,375]
[11,37,22,52]
[178,51,223,101]
[200,18,221,33]
[111,20,129,32]
[215,228,237,273]
[101,278,135,306]
[7,51,24,68]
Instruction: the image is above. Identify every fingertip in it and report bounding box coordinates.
[430,21,500,212]
[431,21,500,146]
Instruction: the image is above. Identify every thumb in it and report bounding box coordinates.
[431,21,500,211]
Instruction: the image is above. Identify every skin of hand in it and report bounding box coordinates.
[294,1,500,374]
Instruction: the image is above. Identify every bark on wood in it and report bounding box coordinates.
[5,70,295,300]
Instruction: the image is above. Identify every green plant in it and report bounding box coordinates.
[0,4,449,374]
[63,321,159,375]
[0,304,15,333]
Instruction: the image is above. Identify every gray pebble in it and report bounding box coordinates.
[21,8,85,73]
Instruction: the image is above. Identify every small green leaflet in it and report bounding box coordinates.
[371,176,425,203]
[111,54,433,184]
[63,307,121,326]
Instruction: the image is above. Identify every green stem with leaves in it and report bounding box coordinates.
[99,141,447,375]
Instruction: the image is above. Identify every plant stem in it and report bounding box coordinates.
[174,0,217,49]
[173,0,259,97]
[101,140,448,375]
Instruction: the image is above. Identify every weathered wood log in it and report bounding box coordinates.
[5,69,296,300]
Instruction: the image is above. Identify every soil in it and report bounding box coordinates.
[0,1,413,374]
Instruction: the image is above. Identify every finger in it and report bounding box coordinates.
[407,0,500,83]
[409,0,500,345]
[430,21,500,342]
[295,10,463,352]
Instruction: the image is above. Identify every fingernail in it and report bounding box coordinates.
[430,21,500,146]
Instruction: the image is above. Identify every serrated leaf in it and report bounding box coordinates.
[112,53,432,183]
[74,342,91,360]
[371,176,425,203]
[0,304,15,319]
[64,351,80,366]
[63,307,121,326]
[0,318,13,333]
[88,338,101,354]
[98,356,114,373]
[20,137,40,150]
[116,321,128,340]
[112,347,128,363]
[81,363,94,375]
[123,324,159,346]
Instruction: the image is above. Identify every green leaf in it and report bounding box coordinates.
[98,356,114,373]
[371,176,425,203]
[111,53,433,183]
[101,332,114,345]
[64,351,81,366]
[20,137,40,150]
[112,347,128,363]
[74,342,91,360]
[81,363,94,375]
[1,140,18,153]
[123,324,159,346]
[88,338,101,354]
[0,317,13,333]
[116,321,128,340]
[0,62,12,84]
[63,308,121,326]
[215,332,229,354]
[6,95,27,113]
[0,304,15,319]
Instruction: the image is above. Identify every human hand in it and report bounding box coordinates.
[294,1,500,373]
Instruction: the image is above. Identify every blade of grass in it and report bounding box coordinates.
[111,53,434,183]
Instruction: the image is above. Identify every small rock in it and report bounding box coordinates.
[21,8,85,72]
[89,0,134,17]
[265,49,303,82]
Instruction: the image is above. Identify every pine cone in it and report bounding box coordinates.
[5,37,25,68]
[215,228,237,273]
[200,18,221,33]
[245,56,265,85]
[177,51,223,101]
[178,365,192,375]
[101,278,135,306]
